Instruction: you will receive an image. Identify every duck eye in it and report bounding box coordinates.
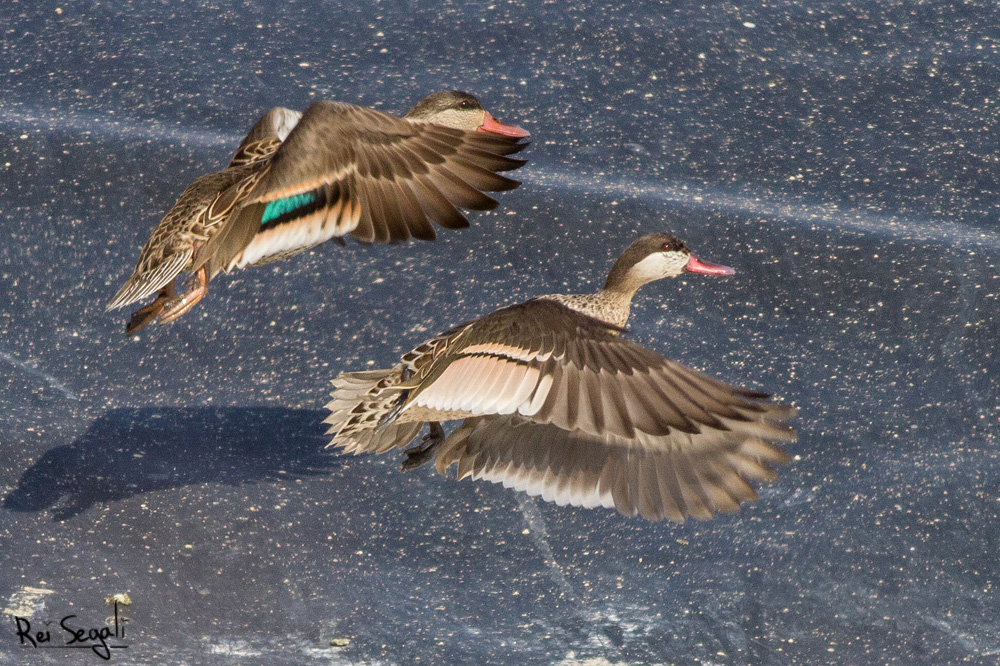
[458,100,472,109]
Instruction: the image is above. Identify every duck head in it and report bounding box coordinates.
[405,90,530,137]
[604,233,734,292]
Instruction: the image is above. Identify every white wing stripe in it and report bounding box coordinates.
[497,365,540,415]
[477,360,521,413]
[460,342,553,363]
[520,372,553,417]
[234,211,325,268]
[462,357,506,412]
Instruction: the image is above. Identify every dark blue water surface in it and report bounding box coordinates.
[2,1,999,664]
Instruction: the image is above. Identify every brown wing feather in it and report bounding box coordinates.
[393,179,437,241]
[198,200,266,278]
[324,367,424,454]
[224,101,524,263]
[435,413,791,522]
[410,174,469,229]
[403,299,794,444]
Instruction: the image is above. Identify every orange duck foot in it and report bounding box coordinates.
[125,282,175,335]
[123,267,209,335]
[158,266,209,325]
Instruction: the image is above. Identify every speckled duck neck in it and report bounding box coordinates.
[536,261,655,330]
[535,234,699,330]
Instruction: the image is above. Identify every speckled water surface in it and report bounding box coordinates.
[2,1,999,664]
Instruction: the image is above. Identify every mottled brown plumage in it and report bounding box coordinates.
[325,233,796,522]
[227,106,303,168]
[107,90,529,333]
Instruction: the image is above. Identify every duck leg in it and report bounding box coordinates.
[125,282,176,335]
[158,265,209,325]
[401,422,444,472]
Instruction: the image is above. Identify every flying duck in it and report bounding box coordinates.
[107,90,530,334]
[325,233,796,522]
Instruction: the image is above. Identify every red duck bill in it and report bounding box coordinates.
[685,255,735,276]
[478,112,531,138]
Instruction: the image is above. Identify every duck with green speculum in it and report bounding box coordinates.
[107,90,530,334]
[324,233,797,522]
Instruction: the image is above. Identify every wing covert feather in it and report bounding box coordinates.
[225,101,525,264]
[403,299,793,443]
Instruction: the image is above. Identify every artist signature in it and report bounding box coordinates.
[13,600,129,660]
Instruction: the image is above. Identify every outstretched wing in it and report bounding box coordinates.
[400,299,794,442]
[435,413,793,522]
[195,100,528,273]
[323,298,796,522]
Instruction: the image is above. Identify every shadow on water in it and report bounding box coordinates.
[3,407,336,520]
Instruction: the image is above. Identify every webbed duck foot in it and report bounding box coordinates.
[125,283,176,335]
[158,266,209,325]
[401,422,444,472]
